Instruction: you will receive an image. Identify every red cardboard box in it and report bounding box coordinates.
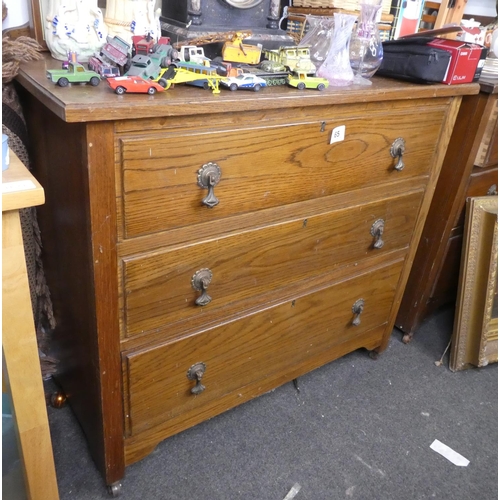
[427,38,486,85]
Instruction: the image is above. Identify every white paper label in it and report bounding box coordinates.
[430,439,470,467]
[330,125,345,144]
[2,180,37,193]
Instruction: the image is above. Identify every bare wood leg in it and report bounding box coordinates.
[2,210,59,500]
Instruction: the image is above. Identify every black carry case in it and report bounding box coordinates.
[376,37,452,84]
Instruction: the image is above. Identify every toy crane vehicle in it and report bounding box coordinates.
[173,30,263,66]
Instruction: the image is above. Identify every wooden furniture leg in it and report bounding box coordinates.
[2,153,59,500]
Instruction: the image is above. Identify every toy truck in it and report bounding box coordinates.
[131,35,175,56]
[100,35,131,67]
[262,45,316,75]
[221,32,262,65]
[46,62,101,87]
[177,45,211,65]
[88,55,121,78]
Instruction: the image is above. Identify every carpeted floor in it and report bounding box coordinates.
[17,306,500,499]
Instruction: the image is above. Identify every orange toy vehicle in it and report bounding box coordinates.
[107,75,165,95]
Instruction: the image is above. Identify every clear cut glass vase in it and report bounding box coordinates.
[349,0,384,85]
[316,13,357,86]
[298,15,336,70]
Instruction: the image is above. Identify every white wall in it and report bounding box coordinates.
[464,0,497,17]
[2,0,29,30]
[2,0,497,32]
[430,0,497,17]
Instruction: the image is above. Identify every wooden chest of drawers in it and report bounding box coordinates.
[17,55,478,491]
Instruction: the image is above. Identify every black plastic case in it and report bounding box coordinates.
[376,37,452,84]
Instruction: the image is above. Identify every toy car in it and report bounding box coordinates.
[107,76,165,95]
[220,73,267,91]
[46,62,101,87]
[287,73,329,91]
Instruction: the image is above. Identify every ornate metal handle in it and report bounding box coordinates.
[371,219,385,249]
[187,362,206,395]
[352,299,365,326]
[197,162,221,208]
[191,268,213,306]
[487,184,497,196]
[390,137,406,171]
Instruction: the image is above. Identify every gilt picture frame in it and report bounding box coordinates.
[450,195,498,371]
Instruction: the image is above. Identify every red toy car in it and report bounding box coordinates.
[107,75,165,95]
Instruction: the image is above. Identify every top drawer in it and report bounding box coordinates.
[117,108,446,239]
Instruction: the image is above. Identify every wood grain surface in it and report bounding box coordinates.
[18,54,479,123]
[123,258,403,461]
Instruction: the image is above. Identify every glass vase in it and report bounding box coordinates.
[349,0,384,85]
[298,15,336,70]
[316,13,357,86]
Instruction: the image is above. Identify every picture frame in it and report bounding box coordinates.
[28,0,49,50]
[450,195,498,371]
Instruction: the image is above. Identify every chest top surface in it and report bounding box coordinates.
[18,54,479,124]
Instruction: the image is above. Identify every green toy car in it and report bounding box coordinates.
[46,62,101,87]
[287,73,329,91]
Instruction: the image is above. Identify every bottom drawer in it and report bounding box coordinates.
[123,258,404,462]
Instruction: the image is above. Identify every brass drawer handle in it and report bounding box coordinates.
[352,299,365,326]
[187,362,206,395]
[191,268,213,306]
[197,162,221,208]
[487,184,497,196]
[371,218,385,249]
[390,137,406,171]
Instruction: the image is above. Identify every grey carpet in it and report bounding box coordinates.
[45,306,498,500]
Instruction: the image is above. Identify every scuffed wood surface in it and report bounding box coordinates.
[17,54,479,123]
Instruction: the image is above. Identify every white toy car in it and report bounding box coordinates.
[221,73,267,91]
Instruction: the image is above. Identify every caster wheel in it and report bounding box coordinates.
[50,391,67,409]
[107,482,122,497]
[368,350,379,360]
[402,333,414,344]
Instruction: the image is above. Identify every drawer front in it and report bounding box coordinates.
[118,109,444,238]
[122,190,423,340]
[124,259,403,436]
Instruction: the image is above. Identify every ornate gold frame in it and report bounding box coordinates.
[450,196,498,371]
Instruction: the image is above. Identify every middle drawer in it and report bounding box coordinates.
[120,190,423,341]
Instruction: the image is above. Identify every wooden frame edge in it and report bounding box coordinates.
[450,195,498,371]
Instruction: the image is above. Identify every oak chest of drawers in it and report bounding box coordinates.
[17,55,478,491]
